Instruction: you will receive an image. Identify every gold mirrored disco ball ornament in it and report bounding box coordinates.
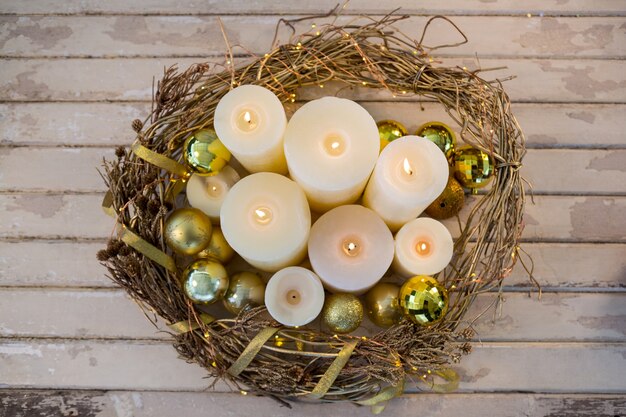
[322,293,364,334]
[164,208,213,255]
[377,119,408,151]
[364,282,403,328]
[424,176,465,220]
[453,145,494,190]
[399,275,448,326]
[183,128,231,175]
[415,121,456,161]
[182,258,229,304]
[223,271,266,315]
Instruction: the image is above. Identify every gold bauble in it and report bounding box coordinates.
[415,121,456,161]
[223,271,265,315]
[164,208,213,255]
[181,259,229,304]
[424,176,465,220]
[322,293,364,334]
[399,275,448,326]
[453,145,494,189]
[364,283,403,328]
[377,120,408,151]
[183,129,231,175]
[197,227,235,264]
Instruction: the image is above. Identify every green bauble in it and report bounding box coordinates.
[181,259,229,304]
[453,145,495,189]
[183,129,231,175]
[377,120,408,151]
[415,121,456,161]
[399,275,448,326]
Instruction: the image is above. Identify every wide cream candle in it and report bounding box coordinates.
[363,135,449,232]
[214,85,287,174]
[265,266,325,327]
[220,172,310,272]
[186,165,240,222]
[308,205,394,294]
[283,97,379,212]
[393,217,453,276]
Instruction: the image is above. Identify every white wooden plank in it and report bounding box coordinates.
[1,289,624,341]
[2,102,626,149]
[2,391,624,417]
[0,340,623,392]
[1,0,625,16]
[1,58,625,103]
[2,16,624,59]
[1,147,624,194]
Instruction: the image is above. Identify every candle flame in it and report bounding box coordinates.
[255,209,267,219]
[403,158,413,175]
[243,111,252,124]
[331,141,340,150]
[253,206,272,225]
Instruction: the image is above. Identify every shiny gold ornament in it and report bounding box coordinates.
[183,129,231,175]
[364,283,403,328]
[424,176,465,220]
[415,121,456,161]
[322,293,364,334]
[399,275,448,326]
[164,208,213,255]
[377,120,408,151]
[453,145,494,190]
[181,258,229,304]
[223,271,265,315]
[197,227,235,264]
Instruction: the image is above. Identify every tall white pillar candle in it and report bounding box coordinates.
[265,266,325,327]
[363,136,449,232]
[220,172,310,272]
[308,205,394,294]
[393,217,453,277]
[214,85,288,174]
[283,97,379,212]
[186,165,240,222]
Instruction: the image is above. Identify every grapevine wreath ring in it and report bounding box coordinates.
[98,12,529,410]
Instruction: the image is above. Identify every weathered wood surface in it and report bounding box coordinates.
[1,1,624,415]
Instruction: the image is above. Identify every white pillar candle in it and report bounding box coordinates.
[220,172,311,272]
[214,85,288,174]
[265,266,325,327]
[186,165,240,222]
[393,217,453,277]
[308,205,394,294]
[283,97,379,212]
[363,135,449,232]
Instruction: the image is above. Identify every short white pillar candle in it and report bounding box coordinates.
[220,172,311,272]
[214,85,288,174]
[186,165,240,222]
[393,217,454,277]
[308,205,394,294]
[363,135,449,232]
[265,266,325,327]
[283,97,379,212]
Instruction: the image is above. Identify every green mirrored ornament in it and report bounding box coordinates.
[377,120,408,151]
[415,121,456,161]
[182,259,229,304]
[183,129,231,175]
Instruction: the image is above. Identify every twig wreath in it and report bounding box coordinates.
[98,9,530,411]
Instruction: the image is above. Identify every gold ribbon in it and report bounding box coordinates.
[310,340,358,399]
[101,192,177,273]
[131,141,189,178]
[168,313,215,334]
[356,379,405,414]
[227,327,280,377]
[425,368,460,393]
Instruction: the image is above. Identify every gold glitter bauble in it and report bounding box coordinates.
[415,121,456,161]
[322,293,364,334]
[223,271,265,315]
[399,275,448,326]
[377,120,408,151]
[364,283,403,328]
[164,208,213,255]
[183,129,231,175]
[182,259,229,304]
[424,176,465,220]
[197,227,235,264]
[453,145,494,189]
